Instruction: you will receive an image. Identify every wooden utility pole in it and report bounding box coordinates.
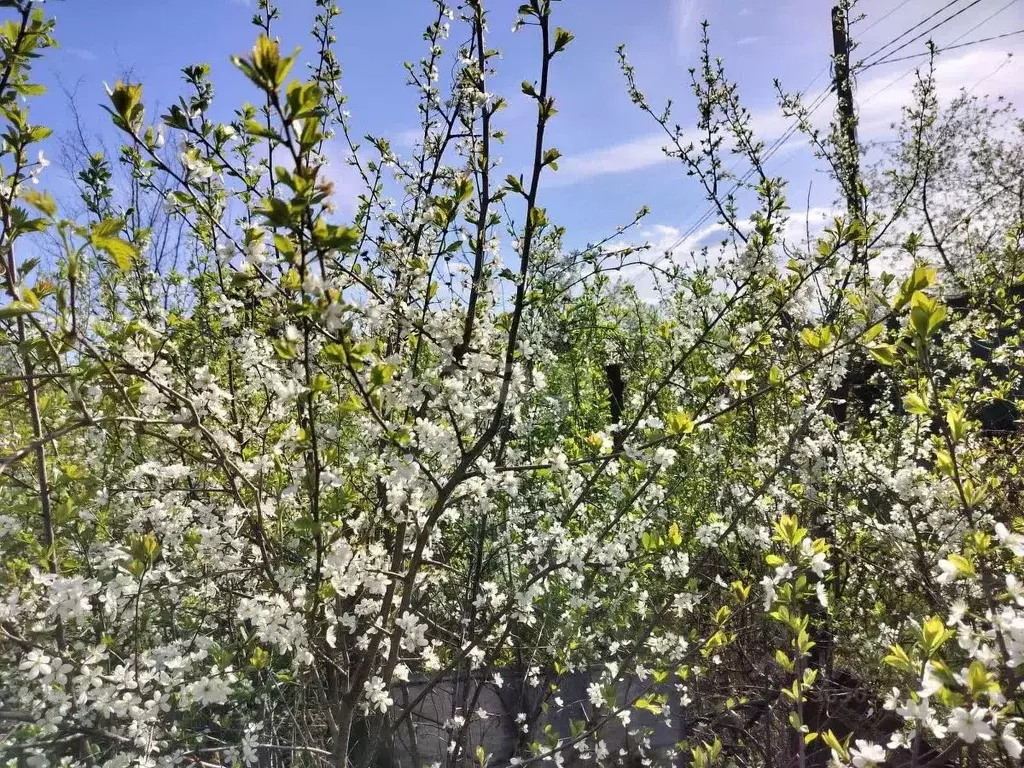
[799,20,863,768]
[831,5,862,227]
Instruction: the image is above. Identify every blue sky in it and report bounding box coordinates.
[30,0,1024,259]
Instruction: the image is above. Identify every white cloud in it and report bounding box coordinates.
[393,127,422,149]
[857,49,1021,138]
[321,141,367,218]
[609,220,728,301]
[613,207,841,300]
[779,206,841,245]
[647,220,727,255]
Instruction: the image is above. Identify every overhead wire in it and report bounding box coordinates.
[860,28,1024,66]
[661,84,834,254]
[854,0,915,35]
[861,0,1021,68]
[856,0,974,65]
[943,0,1020,44]
[968,51,1016,90]
[855,0,1020,104]
[659,0,1018,257]
[860,0,987,67]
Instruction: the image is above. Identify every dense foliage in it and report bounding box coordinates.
[2,1,1024,766]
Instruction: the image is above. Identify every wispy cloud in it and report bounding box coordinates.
[64,48,96,63]
[554,107,792,187]
[672,0,703,59]
[553,133,686,186]
[736,36,763,47]
[554,48,1023,188]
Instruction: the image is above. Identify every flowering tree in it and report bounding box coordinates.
[2,1,1023,767]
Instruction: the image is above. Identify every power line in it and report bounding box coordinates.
[664,2,978,254]
[659,0,1015,257]
[861,0,987,67]
[949,0,1021,43]
[857,0,973,66]
[969,52,1015,90]
[855,0,1019,105]
[656,67,830,253]
[856,0,915,35]
[859,28,1024,67]
[662,85,834,254]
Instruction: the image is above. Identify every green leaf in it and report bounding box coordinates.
[92,235,138,271]
[882,643,913,672]
[894,264,936,309]
[250,646,270,670]
[370,363,395,389]
[867,344,898,366]
[528,206,547,231]
[946,553,975,578]
[634,696,662,714]
[234,35,299,91]
[820,730,847,760]
[92,217,124,238]
[667,409,694,435]
[243,118,283,142]
[862,323,884,343]
[505,174,526,196]
[800,327,832,350]
[542,147,562,170]
[22,189,56,217]
[553,27,575,54]
[0,300,37,319]
[106,80,145,132]
[668,522,682,546]
[274,233,297,257]
[19,286,40,310]
[934,449,954,477]
[946,408,967,442]
[321,224,360,253]
[323,343,348,366]
[260,197,293,227]
[29,125,52,143]
[903,392,929,415]
[909,291,946,337]
[965,660,990,696]
[272,339,296,360]
[921,615,950,656]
